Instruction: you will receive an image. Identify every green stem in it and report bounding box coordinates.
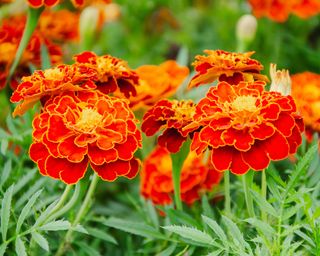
[242,171,255,218]
[224,171,231,216]
[170,140,190,211]
[261,171,267,221]
[55,173,100,256]
[6,7,43,86]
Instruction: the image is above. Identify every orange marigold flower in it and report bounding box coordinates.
[74,51,140,98]
[140,146,221,205]
[29,90,141,184]
[292,0,320,19]
[291,72,320,140]
[27,0,85,8]
[10,63,97,117]
[191,81,304,175]
[38,10,80,42]
[0,16,62,90]
[189,50,268,88]
[129,60,189,110]
[141,99,198,153]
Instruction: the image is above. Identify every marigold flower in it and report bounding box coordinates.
[29,90,141,184]
[189,50,268,88]
[74,51,139,98]
[191,81,304,175]
[38,10,80,42]
[141,99,198,153]
[129,60,189,110]
[140,146,221,205]
[0,16,62,90]
[292,0,320,19]
[291,72,320,140]
[10,63,97,117]
[27,0,84,8]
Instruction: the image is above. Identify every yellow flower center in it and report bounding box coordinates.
[44,68,65,80]
[172,100,196,120]
[231,95,257,112]
[74,108,103,132]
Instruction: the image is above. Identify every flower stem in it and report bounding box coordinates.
[242,171,255,218]
[7,7,43,86]
[170,140,190,211]
[224,171,231,215]
[55,173,100,256]
[261,170,267,221]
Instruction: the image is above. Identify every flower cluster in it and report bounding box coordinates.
[291,72,320,140]
[248,0,320,22]
[129,60,189,110]
[0,16,62,90]
[29,90,141,184]
[140,146,221,205]
[142,49,304,175]
[189,50,268,88]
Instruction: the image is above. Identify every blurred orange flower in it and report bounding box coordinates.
[189,50,268,88]
[74,51,139,98]
[291,72,320,140]
[38,10,80,42]
[140,146,221,205]
[29,90,141,184]
[0,16,62,90]
[248,0,320,22]
[129,60,189,110]
[141,99,198,153]
[10,63,97,117]
[191,81,304,175]
[27,0,84,8]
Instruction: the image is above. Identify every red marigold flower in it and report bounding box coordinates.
[141,99,198,153]
[189,50,269,88]
[291,72,320,141]
[29,90,141,184]
[140,146,221,205]
[38,10,80,42]
[10,63,97,117]
[27,0,60,8]
[74,51,139,98]
[129,60,189,110]
[191,81,304,175]
[292,0,320,19]
[0,16,62,90]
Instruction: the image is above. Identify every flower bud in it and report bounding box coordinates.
[79,6,99,50]
[269,63,291,96]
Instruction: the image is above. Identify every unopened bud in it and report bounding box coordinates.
[236,14,257,43]
[79,6,100,50]
[269,63,291,96]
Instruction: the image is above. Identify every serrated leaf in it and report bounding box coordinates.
[13,169,36,195]
[73,224,88,234]
[201,195,214,219]
[0,243,7,256]
[167,209,201,228]
[221,215,248,251]
[206,249,224,256]
[202,215,228,249]
[145,200,159,229]
[157,243,176,256]
[38,220,71,231]
[102,217,167,240]
[16,190,42,233]
[86,227,117,245]
[294,230,315,247]
[1,140,8,155]
[245,218,275,235]
[32,231,49,251]
[283,204,301,220]
[162,225,215,247]
[15,237,27,256]
[34,199,59,226]
[0,160,12,188]
[1,185,14,241]
[250,190,277,217]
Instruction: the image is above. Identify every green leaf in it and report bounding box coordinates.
[0,243,7,256]
[38,220,71,231]
[201,215,228,249]
[102,217,167,240]
[294,230,315,247]
[244,218,275,235]
[0,160,12,189]
[15,237,27,256]
[167,209,201,228]
[40,43,51,69]
[32,231,49,251]
[16,190,42,233]
[282,204,302,220]
[13,169,37,195]
[250,190,277,217]
[1,185,14,242]
[145,199,159,229]
[0,139,8,155]
[72,224,88,234]
[286,144,318,195]
[206,249,224,256]
[75,241,100,256]
[162,225,215,247]
[86,227,117,245]
[157,243,177,256]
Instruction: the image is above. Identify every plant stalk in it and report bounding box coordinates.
[261,170,267,221]
[242,171,255,217]
[224,171,231,215]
